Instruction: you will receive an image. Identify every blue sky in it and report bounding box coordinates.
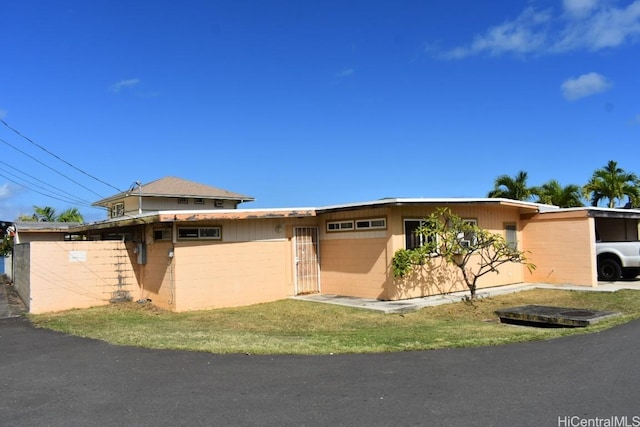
[1,0,639,222]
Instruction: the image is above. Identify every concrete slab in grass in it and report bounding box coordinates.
[495,305,621,328]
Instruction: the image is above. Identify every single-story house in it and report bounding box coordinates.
[11,177,640,314]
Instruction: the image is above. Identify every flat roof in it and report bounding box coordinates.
[70,207,318,232]
[13,221,82,232]
[71,197,562,232]
[315,197,559,214]
[538,206,640,219]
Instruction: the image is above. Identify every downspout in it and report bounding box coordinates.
[137,181,142,215]
[139,256,146,303]
[168,246,175,306]
[168,222,177,307]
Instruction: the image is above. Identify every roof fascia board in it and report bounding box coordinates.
[92,193,255,207]
[316,198,555,214]
[69,213,161,232]
[160,208,316,221]
[72,208,316,232]
[530,207,640,220]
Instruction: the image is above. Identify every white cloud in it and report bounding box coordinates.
[563,0,600,17]
[110,78,141,92]
[561,72,612,100]
[337,68,355,77]
[438,1,640,59]
[555,1,640,51]
[0,183,10,199]
[440,7,551,59]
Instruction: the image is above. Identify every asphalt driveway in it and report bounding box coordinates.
[1,316,639,427]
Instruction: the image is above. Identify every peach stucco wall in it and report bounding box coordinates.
[318,205,528,301]
[14,241,137,314]
[136,218,316,311]
[137,241,175,310]
[172,240,292,311]
[14,205,601,314]
[521,212,596,286]
[320,237,391,299]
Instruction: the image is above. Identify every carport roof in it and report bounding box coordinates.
[540,206,640,219]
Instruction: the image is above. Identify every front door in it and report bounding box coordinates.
[294,227,320,295]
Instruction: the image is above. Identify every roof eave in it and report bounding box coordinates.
[316,198,554,214]
[92,194,255,207]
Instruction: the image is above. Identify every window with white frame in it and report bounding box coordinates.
[505,223,517,250]
[404,219,435,250]
[178,227,222,240]
[327,220,354,232]
[460,219,477,247]
[194,198,205,205]
[355,218,386,230]
[112,203,124,218]
[177,197,189,204]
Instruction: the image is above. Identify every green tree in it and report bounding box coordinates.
[392,208,535,300]
[57,207,84,223]
[488,171,534,201]
[17,206,84,223]
[531,180,584,207]
[1,223,12,256]
[583,160,640,208]
[34,206,57,222]
[0,234,11,256]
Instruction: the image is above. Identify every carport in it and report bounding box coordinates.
[522,207,640,287]
[593,209,640,242]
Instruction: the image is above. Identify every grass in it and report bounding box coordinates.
[30,288,640,355]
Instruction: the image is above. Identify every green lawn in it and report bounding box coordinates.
[30,289,640,355]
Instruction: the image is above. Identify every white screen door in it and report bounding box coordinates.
[294,227,320,295]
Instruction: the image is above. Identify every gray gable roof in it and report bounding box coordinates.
[92,176,254,206]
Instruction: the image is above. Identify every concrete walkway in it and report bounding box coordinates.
[0,283,9,318]
[294,281,640,313]
[0,283,25,319]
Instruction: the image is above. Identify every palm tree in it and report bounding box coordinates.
[17,206,84,223]
[57,208,84,223]
[487,171,533,201]
[33,206,57,222]
[531,180,584,207]
[583,160,640,208]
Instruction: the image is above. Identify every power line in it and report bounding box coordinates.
[0,159,92,206]
[0,136,106,199]
[0,170,101,209]
[1,118,122,193]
